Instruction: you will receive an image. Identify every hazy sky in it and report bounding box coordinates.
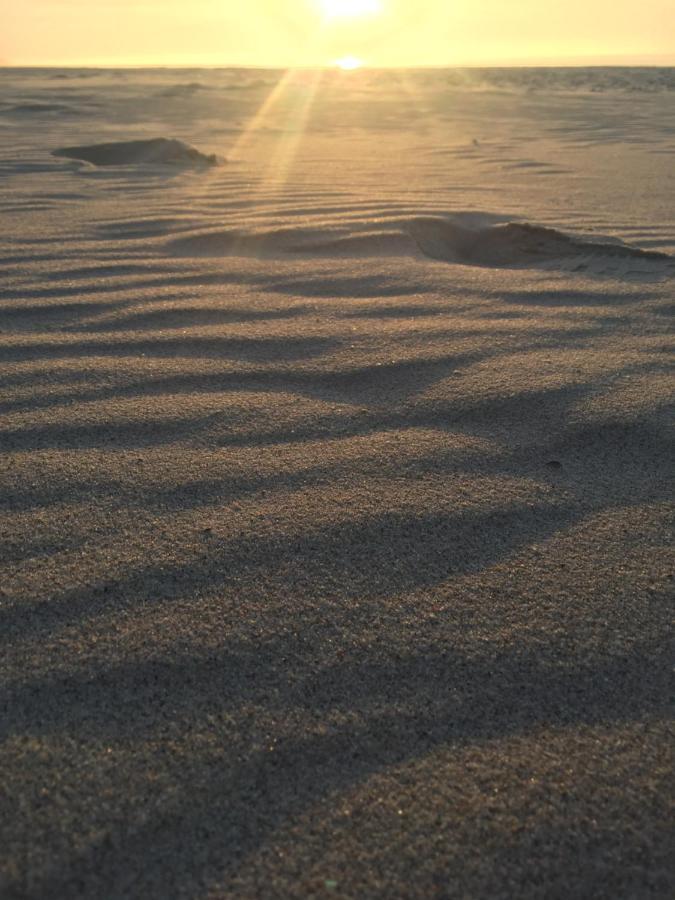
[3,0,674,66]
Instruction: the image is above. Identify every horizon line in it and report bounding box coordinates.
[2,59,675,71]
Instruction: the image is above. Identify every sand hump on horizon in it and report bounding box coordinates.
[52,138,221,168]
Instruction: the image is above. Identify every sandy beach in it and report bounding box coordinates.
[1,66,673,898]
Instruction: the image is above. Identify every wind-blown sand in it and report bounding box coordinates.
[1,66,674,899]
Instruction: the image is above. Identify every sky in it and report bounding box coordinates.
[2,0,674,67]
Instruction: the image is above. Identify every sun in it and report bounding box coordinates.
[320,0,382,18]
[335,56,363,70]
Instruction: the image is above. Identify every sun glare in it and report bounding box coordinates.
[320,0,382,18]
[335,55,363,69]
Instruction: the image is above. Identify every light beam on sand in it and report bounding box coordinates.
[228,67,324,193]
[185,74,304,212]
[189,68,324,259]
[229,69,317,154]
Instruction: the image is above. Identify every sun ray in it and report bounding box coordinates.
[221,66,326,221]
[258,67,325,191]
[227,67,299,163]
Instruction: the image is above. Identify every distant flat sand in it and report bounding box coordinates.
[1,66,673,899]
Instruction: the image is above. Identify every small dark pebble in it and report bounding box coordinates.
[546,460,563,469]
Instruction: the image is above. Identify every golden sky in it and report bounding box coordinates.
[3,0,674,67]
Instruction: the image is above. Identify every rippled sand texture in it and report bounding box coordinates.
[1,67,674,899]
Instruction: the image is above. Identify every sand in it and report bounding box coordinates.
[0,66,674,899]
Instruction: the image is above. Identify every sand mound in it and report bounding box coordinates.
[159,82,209,98]
[166,217,671,270]
[52,138,220,167]
[4,102,83,116]
[408,218,671,268]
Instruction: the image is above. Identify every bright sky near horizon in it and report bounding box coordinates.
[2,0,674,67]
